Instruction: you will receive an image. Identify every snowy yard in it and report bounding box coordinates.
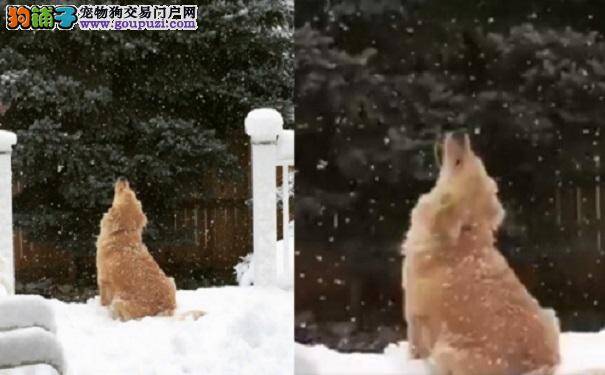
[296,331,605,375]
[1,287,293,375]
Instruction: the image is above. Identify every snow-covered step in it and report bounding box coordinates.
[0,295,57,333]
[0,327,65,374]
[0,295,65,374]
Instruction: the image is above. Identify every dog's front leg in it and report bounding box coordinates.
[99,280,113,306]
[405,272,436,359]
[408,315,431,359]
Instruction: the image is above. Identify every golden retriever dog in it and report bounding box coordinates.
[402,133,560,375]
[96,178,177,320]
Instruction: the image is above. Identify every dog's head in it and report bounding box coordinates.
[104,178,147,232]
[408,133,504,245]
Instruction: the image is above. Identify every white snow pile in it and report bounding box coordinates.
[235,222,294,289]
[1,287,293,375]
[234,253,254,287]
[296,331,605,375]
[244,108,283,139]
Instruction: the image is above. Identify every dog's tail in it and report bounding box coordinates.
[174,309,206,321]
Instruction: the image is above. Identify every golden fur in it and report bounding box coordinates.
[402,133,560,375]
[96,179,177,320]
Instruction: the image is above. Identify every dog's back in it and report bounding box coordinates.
[406,231,559,374]
[100,242,176,319]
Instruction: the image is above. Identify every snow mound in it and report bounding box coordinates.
[2,287,293,375]
[296,331,605,375]
[234,253,254,286]
[245,108,283,141]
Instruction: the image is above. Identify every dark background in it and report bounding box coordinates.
[295,0,605,352]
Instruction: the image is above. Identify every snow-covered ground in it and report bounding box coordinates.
[1,287,293,375]
[296,331,605,375]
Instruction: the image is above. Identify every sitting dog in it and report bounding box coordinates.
[96,178,177,320]
[402,133,560,375]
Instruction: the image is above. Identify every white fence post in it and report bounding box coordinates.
[245,109,283,286]
[277,129,294,287]
[282,166,290,277]
[0,130,16,295]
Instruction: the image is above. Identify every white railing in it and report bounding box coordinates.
[245,108,294,288]
[0,130,16,296]
[0,132,66,373]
